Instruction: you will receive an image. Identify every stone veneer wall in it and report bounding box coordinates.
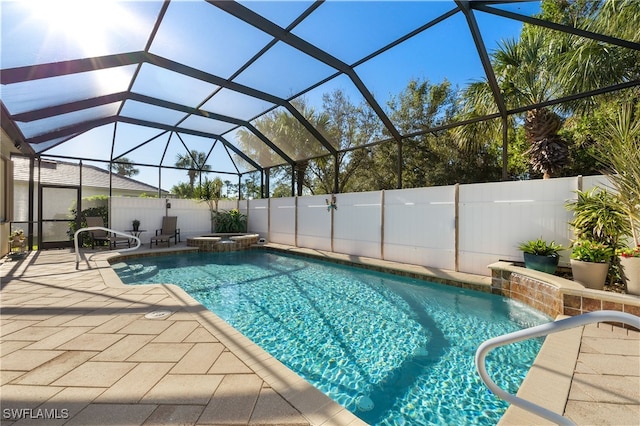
[490,261,640,329]
[495,270,564,318]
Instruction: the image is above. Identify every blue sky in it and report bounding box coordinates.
[2,0,541,191]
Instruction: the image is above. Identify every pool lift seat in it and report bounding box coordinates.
[150,216,180,248]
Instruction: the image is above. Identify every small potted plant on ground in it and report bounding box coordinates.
[9,229,26,254]
[617,246,640,295]
[518,238,563,274]
[570,239,614,290]
[132,219,141,232]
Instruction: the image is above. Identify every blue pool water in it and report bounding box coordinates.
[113,250,550,425]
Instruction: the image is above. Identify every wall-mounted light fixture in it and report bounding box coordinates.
[325,195,337,211]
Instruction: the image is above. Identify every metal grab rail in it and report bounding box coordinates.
[476,310,640,426]
[74,226,141,266]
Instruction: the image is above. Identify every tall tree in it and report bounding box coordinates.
[549,0,640,177]
[279,100,331,196]
[109,157,139,177]
[194,177,224,232]
[237,98,332,196]
[175,150,211,192]
[223,179,232,198]
[383,78,502,187]
[454,0,640,179]
[549,0,640,107]
[454,25,568,179]
[241,174,261,199]
[308,89,382,194]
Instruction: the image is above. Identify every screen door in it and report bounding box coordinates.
[38,185,80,249]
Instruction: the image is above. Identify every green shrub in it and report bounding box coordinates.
[213,209,247,233]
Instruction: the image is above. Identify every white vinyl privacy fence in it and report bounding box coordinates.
[110,175,611,276]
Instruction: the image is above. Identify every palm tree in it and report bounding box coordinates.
[455,26,568,179]
[552,0,640,103]
[274,101,330,196]
[237,98,331,196]
[175,150,211,192]
[454,0,640,179]
[170,182,193,198]
[223,179,232,198]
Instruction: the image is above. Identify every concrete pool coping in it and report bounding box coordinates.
[2,243,638,425]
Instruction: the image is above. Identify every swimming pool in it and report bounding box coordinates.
[113,250,550,425]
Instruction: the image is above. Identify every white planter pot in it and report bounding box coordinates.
[620,256,640,296]
[570,259,609,290]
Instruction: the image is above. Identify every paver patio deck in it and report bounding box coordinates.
[1,245,638,425]
[1,248,363,425]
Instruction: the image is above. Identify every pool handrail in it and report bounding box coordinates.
[74,226,141,266]
[475,310,640,426]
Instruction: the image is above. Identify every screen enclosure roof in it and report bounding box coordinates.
[2,0,639,181]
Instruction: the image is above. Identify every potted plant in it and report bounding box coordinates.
[10,228,24,241]
[518,238,563,274]
[566,187,630,287]
[570,240,614,290]
[132,219,141,232]
[9,229,26,253]
[617,246,640,296]
[590,102,640,249]
[589,102,640,292]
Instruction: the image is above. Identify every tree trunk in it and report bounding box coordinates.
[295,161,308,196]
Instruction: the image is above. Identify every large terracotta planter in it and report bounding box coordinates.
[620,256,640,296]
[523,253,559,274]
[570,259,609,290]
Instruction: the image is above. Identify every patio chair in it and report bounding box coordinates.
[85,216,131,249]
[150,216,180,248]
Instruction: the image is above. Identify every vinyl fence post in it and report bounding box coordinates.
[267,197,271,244]
[380,190,385,260]
[455,183,460,272]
